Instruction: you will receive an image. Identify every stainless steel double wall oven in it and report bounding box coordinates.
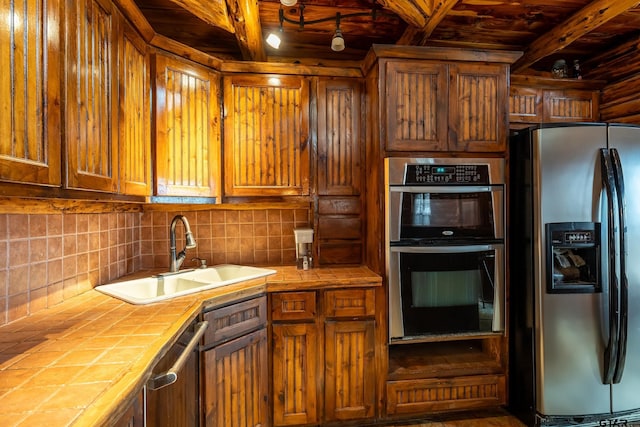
[385,157,506,342]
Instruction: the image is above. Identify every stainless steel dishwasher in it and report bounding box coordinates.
[146,319,208,426]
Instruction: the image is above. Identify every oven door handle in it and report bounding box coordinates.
[389,244,501,254]
[389,185,501,194]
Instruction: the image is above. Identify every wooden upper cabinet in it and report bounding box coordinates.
[65,0,119,192]
[509,76,602,124]
[385,61,448,151]
[153,53,221,198]
[317,78,362,196]
[118,17,151,196]
[224,75,310,197]
[0,0,61,186]
[449,63,508,152]
[543,89,599,122]
[384,60,508,152]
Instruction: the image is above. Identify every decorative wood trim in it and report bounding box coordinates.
[370,45,522,64]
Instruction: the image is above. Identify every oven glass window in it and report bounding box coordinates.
[400,192,494,239]
[401,251,496,335]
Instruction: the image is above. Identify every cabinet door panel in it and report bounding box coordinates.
[154,53,220,197]
[224,75,309,196]
[317,78,362,195]
[509,86,543,123]
[118,18,150,196]
[543,89,599,122]
[449,63,507,152]
[324,320,375,421]
[203,329,268,427]
[0,0,61,186]
[65,0,118,191]
[272,323,318,426]
[385,61,448,151]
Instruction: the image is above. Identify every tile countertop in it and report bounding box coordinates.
[0,266,381,427]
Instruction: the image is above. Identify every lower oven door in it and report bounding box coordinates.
[388,244,504,341]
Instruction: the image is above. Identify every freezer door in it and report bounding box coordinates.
[608,125,640,413]
[533,125,612,416]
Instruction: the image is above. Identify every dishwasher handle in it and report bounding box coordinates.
[147,320,209,391]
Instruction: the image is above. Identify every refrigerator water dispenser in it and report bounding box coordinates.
[546,222,601,293]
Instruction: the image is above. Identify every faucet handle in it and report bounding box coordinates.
[191,257,208,269]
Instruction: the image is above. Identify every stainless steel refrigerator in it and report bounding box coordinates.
[509,123,640,427]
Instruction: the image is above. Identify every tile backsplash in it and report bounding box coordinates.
[0,207,310,326]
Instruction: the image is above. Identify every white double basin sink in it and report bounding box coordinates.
[95,264,277,305]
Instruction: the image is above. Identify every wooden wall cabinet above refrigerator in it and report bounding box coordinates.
[382,59,510,153]
[509,75,603,124]
[223,74,310,197]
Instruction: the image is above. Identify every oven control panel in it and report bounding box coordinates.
[404,164,490,184]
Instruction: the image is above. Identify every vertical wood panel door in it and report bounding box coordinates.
[0,0,61,185]
[384,61,449,151]
[272,323,318,426]
[324,322,375,421]
[317,78,362,196]
[449,63,508,152]
[224,75,309,196]
[65,0,119,192]
[203,329,268,427]
[153,53,221,197]
[509,86,543,123]
[118,17,150,196]
[543,89,599,122]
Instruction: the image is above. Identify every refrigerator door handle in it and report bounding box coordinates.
[600,148,621,385]
[610,148,629,384]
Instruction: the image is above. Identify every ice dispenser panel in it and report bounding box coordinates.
[546,222,601,294]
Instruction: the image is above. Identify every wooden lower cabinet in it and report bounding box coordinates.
[324,320,375,421]
[112,390,144,427]
[386,374,506,415]
[271,288,377,426]
[201,295,268,427]
[272,323,319,426]
[202,329,268,427]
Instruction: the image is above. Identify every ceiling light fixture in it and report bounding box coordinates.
[266,32,282,49]
[331,14,345,52]
[271,4,381,52]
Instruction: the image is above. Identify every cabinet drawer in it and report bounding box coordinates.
[386,374,506,415]
[271,292,316,321]
[203,296,267,347]
[324,289,375,318]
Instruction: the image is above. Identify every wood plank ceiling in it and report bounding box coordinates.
[133,0,640,80]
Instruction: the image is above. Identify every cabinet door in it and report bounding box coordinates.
[0,0,61,186]
[324,320,376,421]
[154,53,221,197]
[65,0,119,192]
[224,75,310,196]
[543,89,599,122]
[203,328,268,427]
[449,63,508,152]
[384,61,449,151]
[509,86,543,123]
[118,17,151,196]
[317,78,362,196]
[112,389,144,427]
[272,323,318,426]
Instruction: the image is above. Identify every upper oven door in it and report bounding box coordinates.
[388,185,504,242]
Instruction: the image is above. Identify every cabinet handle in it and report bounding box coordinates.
[147,320,209,391]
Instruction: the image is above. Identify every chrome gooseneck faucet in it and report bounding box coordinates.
[169,215,197,272]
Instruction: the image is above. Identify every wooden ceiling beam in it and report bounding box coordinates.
[376,0,432,28]
[226,0,267,61]
[396,0,458,46]
[512,0,640,73]
[166,0,235,34]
